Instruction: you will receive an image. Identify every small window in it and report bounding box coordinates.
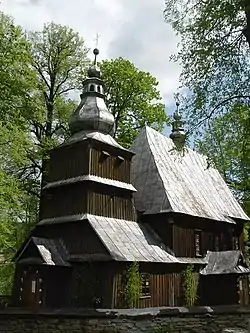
[215,235,220,251]
[194,230,202,257]
[233,236,239,250]
[239,279,243,291]
[141,273,150,297]
[115,155,124,167]
[31,280,36,293]
[97,85,101,93]
[89,84,95,92]
[99,150,110,163]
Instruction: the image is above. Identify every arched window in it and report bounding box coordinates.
[89,84,95,92]
[97,85,101,93]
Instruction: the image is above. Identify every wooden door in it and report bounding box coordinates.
[22,271,43,309]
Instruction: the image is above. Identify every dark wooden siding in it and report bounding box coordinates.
[90,148,131,183]
[48,141,89,182]
[13,265,72,308]
[71,263,113,308]
[173,224,236,257]
[112,271,183,308]
[87,191,136,221]
[173,224,195,257]
[144,213,243,257]
[42,266,72,308]
[111,263,184,308]
[239,276,249,306]
[40,184,87,219]
[200,275,239,306]
[170,214,239,257]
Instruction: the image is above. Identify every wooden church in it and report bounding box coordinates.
[12,49,250,309]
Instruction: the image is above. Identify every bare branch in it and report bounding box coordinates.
[190,95,250,132]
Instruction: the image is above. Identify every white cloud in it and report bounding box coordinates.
[1,0,181,114]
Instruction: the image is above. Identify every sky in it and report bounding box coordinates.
[1,0,181,124]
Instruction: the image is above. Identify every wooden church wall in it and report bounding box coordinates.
[143,213,242,257]
[199,275,240,306]
[89,147,132,183]
[41,182,136,221]
[87,191,135,220]
[40,184,87,219]
[70,262,114,308]
[13,264,72,308]
[173,222,238,257]
[47,141,90,182]
[111,263,184,308]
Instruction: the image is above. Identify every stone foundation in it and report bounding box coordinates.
[0,306,249,332]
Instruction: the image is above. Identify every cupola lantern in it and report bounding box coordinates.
[69,48,115,136]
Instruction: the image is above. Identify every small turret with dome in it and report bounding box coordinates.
[170,99,186,148]
[69,48,115,136]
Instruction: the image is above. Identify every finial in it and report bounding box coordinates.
[170,93,186,148]
[93,33,100,65]
[93,48,99,66]
[174,92,180,111]
[88,42,101,78]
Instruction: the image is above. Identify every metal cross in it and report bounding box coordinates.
[94,33,100,48]
[174,92,180,110]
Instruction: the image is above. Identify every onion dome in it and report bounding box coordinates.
[69,48,115,136]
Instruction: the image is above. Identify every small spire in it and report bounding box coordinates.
[170,96,186,148]
[93,33,100,65]
[88,48,101,78]
[93,48,99,66]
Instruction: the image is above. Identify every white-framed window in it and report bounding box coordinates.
[31,280,36,293]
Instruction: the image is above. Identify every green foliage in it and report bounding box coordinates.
[0,18,167,296]
[0,13,39,293]
[197,104,250,215]
[182,265,199,306]
[125,262,142,308]
[27,23,89,185]
[100,57,168,147]
[164,0,250,236]
[0,12,36,121]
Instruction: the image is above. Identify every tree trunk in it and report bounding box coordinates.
[39,99,54,220]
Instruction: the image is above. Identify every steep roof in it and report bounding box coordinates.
[61,131,131,152]
[33,214,206,265]
[15,237,69,267]
[200,251,250,275]
[87,215,178,263]
[131,126,249,223]
[85,215,206,264]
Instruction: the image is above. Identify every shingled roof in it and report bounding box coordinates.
[131,126,249,223]
[15,237,70,267]
[87,215,206,264]
[200,251,250,275]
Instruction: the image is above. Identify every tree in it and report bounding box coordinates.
[164,0,250,214]
[197,104,250,215]
[164,0,250,128]
[27,23,89,187]
[182,265,199,306]
[100,58,168,147]
[0,13,39,293]
[125,262,142,308]
[0,12,36,122]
